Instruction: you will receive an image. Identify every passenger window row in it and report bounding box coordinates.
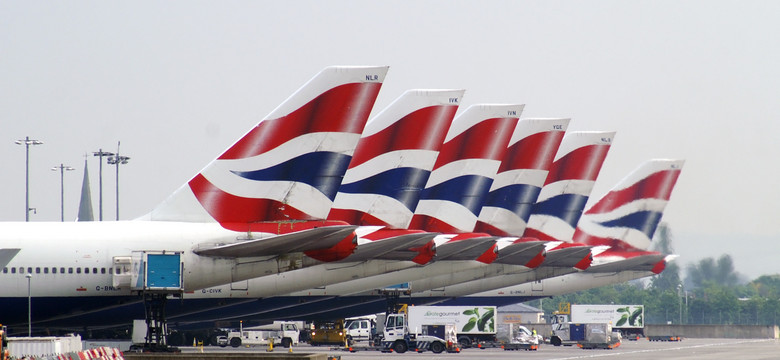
[1,266,127,275]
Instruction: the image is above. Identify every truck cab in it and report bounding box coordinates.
[345,318,375,343]
[381,310,456,354]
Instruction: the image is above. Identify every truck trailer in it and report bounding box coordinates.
[406,305,496,348]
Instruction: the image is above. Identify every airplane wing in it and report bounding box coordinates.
[194,225,357,257]
[345,232,437,263]
[0,248,21,268]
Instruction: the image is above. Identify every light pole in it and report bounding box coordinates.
[678,284,683,325]
[26,273,32,336]
[15,137,43,221]
[106,142,130,221]
[92,149,114,221]
[51,164,75,222]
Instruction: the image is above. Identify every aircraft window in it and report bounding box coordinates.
[3,267,7,274]
[61,267,65,273]
[36,267,40,274]
[101,268,106,274]
[93,267,98,274]
[52,267,57,274]
[27,267,32,274]
[85,268,90,274]
[76,268,81,274]
[20,267,24,273]
[11,268,16,274]
[44,268,49,274]
[108,268,113,274]
[68,268,73,274]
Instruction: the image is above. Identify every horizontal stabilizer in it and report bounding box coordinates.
[542,246,593,268]
[0,248,21,268]
[345,232,437,262]
[494,241,547,266]
[194,225,357,257]
[435,236,497,261]
[587,252,666,273]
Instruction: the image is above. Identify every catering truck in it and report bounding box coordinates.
[406,306,496,348]
[548,303,626,348]
[570,304,644,338]
[379,305,459,354]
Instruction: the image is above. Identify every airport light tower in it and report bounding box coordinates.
[15,137,43,221]
[106,142,130,221]
[92,149,115,221]
[51,164,75,222]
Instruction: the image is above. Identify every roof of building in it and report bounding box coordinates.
[498,302,543,313]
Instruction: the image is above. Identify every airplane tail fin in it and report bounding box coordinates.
[474,118,569,236]
[573,159,685,251]
[328,89,464,228]
[522,131,615,241]
[408,104,522,233]
[143,66,388,224]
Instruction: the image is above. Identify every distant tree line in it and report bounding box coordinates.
[536,224,780,326]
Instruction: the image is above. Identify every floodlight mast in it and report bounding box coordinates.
[15,137,43,221]
[106,142,130,221]
[51,164,75,222]
[92,149,115,221]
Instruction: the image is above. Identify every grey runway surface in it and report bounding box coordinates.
[180,338,780,359]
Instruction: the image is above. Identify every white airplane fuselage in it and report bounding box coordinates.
[0,221,311,298]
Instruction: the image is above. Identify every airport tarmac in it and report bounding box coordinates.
[179,338,780,359]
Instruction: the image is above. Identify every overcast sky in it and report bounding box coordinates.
[2,1,779,280]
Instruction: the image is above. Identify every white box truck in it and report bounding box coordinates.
[570,304,644,338]
[407,306,496,348]
[219,321,300,348]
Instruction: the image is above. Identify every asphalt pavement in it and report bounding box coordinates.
[179,338,780,359]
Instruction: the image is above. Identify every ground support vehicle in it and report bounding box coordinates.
[340,306,459,354]
[550,315,621,349]
[406,305,496,348]
[501,325,540,351]
[381,306,459,354]
[221,321,300,348]
[310,319,346,346]
[576,323,621,349]
[569,303,645,338]
[345,317,376,344]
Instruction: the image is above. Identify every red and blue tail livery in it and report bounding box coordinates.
[409,104,522,233]
[573,159,685,251]
[522,131,614,242]
[328,89,463,228]
[145,66,388,224]
[474,118,569,237]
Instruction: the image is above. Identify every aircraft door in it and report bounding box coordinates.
[532,280,543,291]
